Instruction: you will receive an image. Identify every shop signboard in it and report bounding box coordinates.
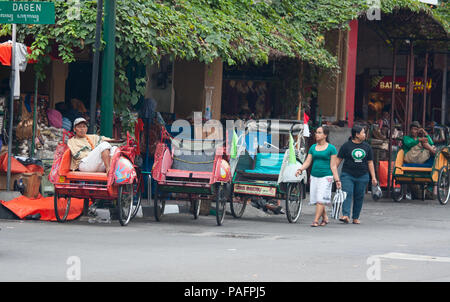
[373,76,432,94]
[0,1,55,24]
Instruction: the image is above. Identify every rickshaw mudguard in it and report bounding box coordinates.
[107,151,137,186]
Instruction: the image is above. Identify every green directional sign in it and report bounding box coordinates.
[0,1,55,24]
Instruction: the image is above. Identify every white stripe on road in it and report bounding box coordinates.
[374,252,450,263]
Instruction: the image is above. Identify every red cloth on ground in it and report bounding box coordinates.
[0,195,85,221]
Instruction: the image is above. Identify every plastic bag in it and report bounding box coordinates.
[372,184,382,201]
[331,189,347,220]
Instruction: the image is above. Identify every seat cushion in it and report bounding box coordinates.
[403,156,434,168]
[65,171,108,181]
[244,152,284,175]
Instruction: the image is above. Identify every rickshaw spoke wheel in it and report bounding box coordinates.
[154,185,165,222]
[118,184,133,226]
[286,183,303,223]
[130,179,142,220]
[437,167,450,205]
[230,191,247,219]
[54,194,71,223]
[216,184,226,226]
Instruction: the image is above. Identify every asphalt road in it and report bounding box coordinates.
[1,195,450,282]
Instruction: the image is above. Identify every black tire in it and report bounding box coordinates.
[392,184,405,202]
[285,182,303,223]
[230,192,247,218]
[192,199,201,219]
[437,167,450,205]
[215,184,226,226]
[54,193,71,223]
[130,180,142,220]
[118,184,134,226]
[154,185,165,222]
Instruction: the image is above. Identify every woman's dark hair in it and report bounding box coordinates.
[318,126,330,142]
[350,124,365,140]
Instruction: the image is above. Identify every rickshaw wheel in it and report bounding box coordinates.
[215,184,226,226]
[118,184,134,226]
[437,167,450,205]
[130,180,142,220]
[193,199,201,219]
[285,182,303,223]
[230,192,247,219]
[154,185,165,222]
[54,194,71,223]
[392,184,406,202]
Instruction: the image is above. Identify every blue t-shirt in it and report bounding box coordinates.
[308,143,337,178]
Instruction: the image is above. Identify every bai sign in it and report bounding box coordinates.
[0,1,55,24]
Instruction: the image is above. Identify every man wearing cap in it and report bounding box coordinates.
[403,121,436,164]
[67,118,118,173]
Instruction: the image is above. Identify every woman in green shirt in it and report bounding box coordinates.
[296,126,341,227]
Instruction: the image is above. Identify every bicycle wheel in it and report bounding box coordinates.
[192,199,201,219]
[230,192,247,218]
[285,182,303,223]
[154,185,165,222]
[54,193,71,223]
[215,184,226,226]
[392,184,405,202]
[130,180,142,220]
[437,167,450,205]
[118,184,133,226]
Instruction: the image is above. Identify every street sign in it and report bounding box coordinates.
[0,1,55,24]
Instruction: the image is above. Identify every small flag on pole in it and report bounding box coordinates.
[230,130,238,159]
[288,133,296,164]
[303,112,310,137]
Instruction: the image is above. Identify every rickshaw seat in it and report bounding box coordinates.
[244,152,284,175]
[59,149,108,181]
[395,149,433,173]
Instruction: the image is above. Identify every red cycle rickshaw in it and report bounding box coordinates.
[49,132,142,226]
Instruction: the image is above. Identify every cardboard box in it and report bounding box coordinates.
[0,172,23,191]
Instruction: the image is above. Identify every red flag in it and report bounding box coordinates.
[303,112,310,124]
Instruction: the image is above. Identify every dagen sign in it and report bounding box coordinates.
[0,1,55,24]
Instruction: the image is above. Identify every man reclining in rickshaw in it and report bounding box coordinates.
[403,121,436,165]
[67,117,119,174]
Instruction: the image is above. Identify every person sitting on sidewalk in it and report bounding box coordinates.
[67,118,119,173]
[403,121,436,164]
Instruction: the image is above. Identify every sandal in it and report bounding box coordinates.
[319,219,329,226]
[352,219,361,224]
[339,216,350,224]
[311,221,320,227]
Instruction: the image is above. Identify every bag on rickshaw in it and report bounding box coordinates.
[48,130,73,184]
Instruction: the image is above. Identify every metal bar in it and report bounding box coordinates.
[404,49,410,134]
[387,43,397,198]
[422,52,428,127]
[442,54,447,125]
[408,43,414,127]
[89,0,103,134]
[30,76,38,158]
[100,0,116,137]
[6,23,17,191]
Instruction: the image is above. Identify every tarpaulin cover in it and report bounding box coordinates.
[245,152,284,175]
[378,161,400,188]
[0,195,85,221]
[0,153,44,174]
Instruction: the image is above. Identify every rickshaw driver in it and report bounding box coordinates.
[68,118,119,174]
[403,121,436,164]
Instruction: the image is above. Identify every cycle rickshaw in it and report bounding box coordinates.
[228,119,308,223]
[392,145,450,205]
[151,126,232,226]
[50,132,142,226]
